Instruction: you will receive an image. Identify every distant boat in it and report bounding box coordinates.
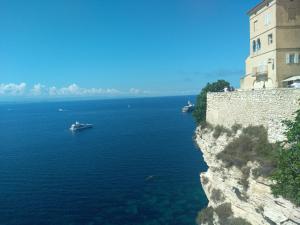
[182,101,195,113]
[145,175,155,181]
[70,121,93,132]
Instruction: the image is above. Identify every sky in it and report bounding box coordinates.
[0,0,260,100]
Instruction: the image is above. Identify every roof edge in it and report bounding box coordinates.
[247,0,272,16]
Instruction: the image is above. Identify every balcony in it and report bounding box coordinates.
[252,65,268,80]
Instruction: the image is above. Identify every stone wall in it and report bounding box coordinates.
[206,88,300,142]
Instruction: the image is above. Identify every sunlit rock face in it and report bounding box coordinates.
[195,127,300,225]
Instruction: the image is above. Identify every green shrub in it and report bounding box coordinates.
[213,125,232,139]
[215,203,232,221]
[252,163,277,178]
[271,144,300,206]
[196,207,214,225]
[211,188,225,203]
[214,203,252,225]
[193,80,230,125]
[226,217,252,225]
[197,204,252,225]
[271,102,300,206]
[217,126,278,175]
[283,104,300,144]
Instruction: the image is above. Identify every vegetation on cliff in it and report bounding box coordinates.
[196,117,300,224]
[193,80,230,125]
[213,105,300,206]
[217,125,278,178]
[271,105,300,206]
[196,203,252,225]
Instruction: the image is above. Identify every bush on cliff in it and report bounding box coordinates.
[215,105,300,206]
[214,203,232,221]
[217,126,278,173]
[197,203,252,225]
[196,206,214,225]
[193,80,230,125]
[271,104,300,206]
[226,217,252,225]
[213,125,232,138]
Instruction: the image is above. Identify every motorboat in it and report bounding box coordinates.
[182,101,195,113]
[70,121,93,132]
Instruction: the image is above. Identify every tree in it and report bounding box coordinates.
[271,102,300,206]
[193,80,230,125]
[283,103,300,144]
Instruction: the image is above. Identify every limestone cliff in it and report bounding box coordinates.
[195,126,300,225]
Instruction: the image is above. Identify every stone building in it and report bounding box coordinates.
[240,0,300,90]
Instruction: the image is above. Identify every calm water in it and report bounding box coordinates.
[0,96,208,225]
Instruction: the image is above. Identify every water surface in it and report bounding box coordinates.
[0,96,208,225]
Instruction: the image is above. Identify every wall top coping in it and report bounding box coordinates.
[207,88,300,96]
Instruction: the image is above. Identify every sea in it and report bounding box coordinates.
[0,96,208,225]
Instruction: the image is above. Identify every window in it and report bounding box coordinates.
[253,40,256,53]
[286,53,300,64]
[268,34,273,45]
[257,39,261,51]
[264,13,272,26]
[253,39,261,52]
[290,54,295,63]
[254,21,258,32]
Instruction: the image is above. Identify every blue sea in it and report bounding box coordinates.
[0,96,208,225]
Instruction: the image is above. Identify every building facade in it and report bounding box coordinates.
[241,0,300,90]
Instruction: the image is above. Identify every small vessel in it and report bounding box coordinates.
[182,101,195,113]
[70,121,93,132]
[145,175,155,181]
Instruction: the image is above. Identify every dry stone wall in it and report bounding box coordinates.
[206,88,300,142]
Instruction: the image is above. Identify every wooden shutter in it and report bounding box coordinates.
[286,53,290,64]
[295,54,299,64]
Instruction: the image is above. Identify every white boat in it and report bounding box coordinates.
[182,101,195,113]
[70,121,93,131]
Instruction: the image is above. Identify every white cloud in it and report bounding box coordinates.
[0,83,27,95]
[49,86,58,96]
[129,88,152,95]
[0,82,153,98]
[48,84,121,96]
[129,88,141,94]
[31,83,45,95]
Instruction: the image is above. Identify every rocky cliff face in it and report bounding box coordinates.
[195,127,300,225]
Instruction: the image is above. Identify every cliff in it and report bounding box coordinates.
[195,126,300,225]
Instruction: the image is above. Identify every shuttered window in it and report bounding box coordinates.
[286,53,300,64]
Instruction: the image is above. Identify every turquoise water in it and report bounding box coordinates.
[0,96,208,225]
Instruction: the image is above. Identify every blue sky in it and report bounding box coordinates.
[0,0,259,99]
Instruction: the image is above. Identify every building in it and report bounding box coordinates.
[241,0,300,90]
